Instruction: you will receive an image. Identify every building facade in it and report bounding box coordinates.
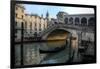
[15,4,48,41]
[15,4,25,41]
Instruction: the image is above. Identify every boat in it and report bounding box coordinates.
[39,45,66,53]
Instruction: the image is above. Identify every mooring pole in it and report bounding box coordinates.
[69,34,72,59]
[68,34,72,60]
[21,22,24,65]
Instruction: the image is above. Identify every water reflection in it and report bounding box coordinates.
[47,40,66,48]
[15,40,72,66]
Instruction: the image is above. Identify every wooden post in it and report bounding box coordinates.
[70,34,72,59]
[21,22,24,65]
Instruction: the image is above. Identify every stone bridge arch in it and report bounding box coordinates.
[41,27,78,40]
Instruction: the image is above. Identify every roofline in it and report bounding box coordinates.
[16,4,25,10]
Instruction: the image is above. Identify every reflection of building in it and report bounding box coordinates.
[15,4,48,40]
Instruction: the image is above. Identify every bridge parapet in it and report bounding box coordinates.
[39,24,94,37]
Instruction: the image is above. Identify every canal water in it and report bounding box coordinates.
[15,40,74,66]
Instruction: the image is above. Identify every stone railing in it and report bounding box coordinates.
[38,25,58,36]
[39,23,94,37]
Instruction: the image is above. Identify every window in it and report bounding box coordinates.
[64,17,68,24]
[88,17,95,26]
[35,23,36,26]
[39,24,41,31]
[30,22,32,33]
[35,28,37,31]
[81,17,87,26]
[22,15,23,19]
[25,22,27,30]
[34,32,37,36]
[75,17,80,25]
[54,22,57,24]
[69,17,73,24]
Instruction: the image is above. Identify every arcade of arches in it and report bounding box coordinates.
[64,17,95,26]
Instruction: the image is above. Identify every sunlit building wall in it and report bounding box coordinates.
[15,4,48,40]
[15,4,25,40]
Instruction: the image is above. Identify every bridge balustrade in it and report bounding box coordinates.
[39,23,94,37]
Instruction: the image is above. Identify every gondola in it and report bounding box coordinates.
[39,45,66,53]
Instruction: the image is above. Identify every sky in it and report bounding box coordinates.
[23,4,94,18]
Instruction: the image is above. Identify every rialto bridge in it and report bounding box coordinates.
[38,12,95,49]
[39,23,94,41]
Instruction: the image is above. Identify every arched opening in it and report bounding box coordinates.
[40,29,72,53]
[40,29,78,61]
[55,22,57,24]
[69,17,73,24]
[81,17,87,26]
[75,17,80,25]
[64,17,68,24]
[47,29,70,40]
[88,17,95,26]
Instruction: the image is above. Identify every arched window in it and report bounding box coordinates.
[24,22,27,33]
[25,22,27,29]
[35,22,37,26]
[30,22,32,33]
[81,17,87,26]
[64,17,68,24]
[69,17,73,24]
[75,17,80,25]
[55,22,57,24]
[34,32,37,37]
[88,17,95,26]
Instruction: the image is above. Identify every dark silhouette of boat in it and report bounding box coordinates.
[39,45,66,53]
